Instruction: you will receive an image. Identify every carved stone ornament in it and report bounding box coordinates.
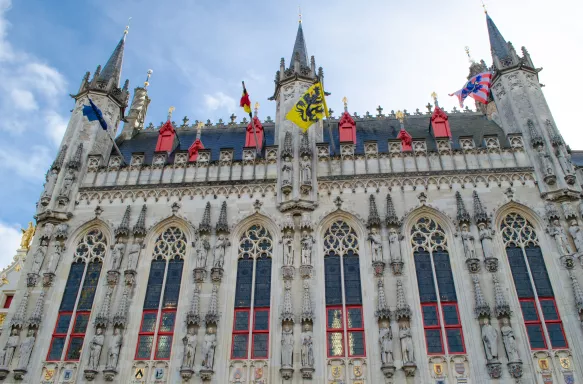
[486,362,502,379]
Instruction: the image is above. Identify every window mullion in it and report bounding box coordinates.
[151,260,170,360]
[338,252,349,357]
[248,256,258,360]
[428,250,448,355]
[61,263,90,361]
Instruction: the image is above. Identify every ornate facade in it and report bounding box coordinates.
[1,13,583,384]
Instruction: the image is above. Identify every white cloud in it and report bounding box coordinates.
[0,221,20,269]
[11,89,37,111]
[45,111,68,146]
[203,92,236,112]
[0,145,52,181]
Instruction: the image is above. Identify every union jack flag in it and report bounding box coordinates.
[449,72,493,107]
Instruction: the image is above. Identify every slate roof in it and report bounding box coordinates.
[116,111,506,164]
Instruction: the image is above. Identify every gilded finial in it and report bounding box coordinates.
[167,106,175,121]
[299,6,302,24]
[124,17,132,38]
[342,96,348,112]
[465,46,474,63]
[20,222,35,251]
[144,69,153,88]
[395,110,405,123]
[481,0,487,14]
[431,92,439,107]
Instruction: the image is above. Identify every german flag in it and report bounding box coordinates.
[240,82,252,118]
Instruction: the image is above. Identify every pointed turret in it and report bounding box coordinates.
[300,280,314,323]
[385,194,401,227]
[472,191,489,225]
[186,285,202,326]
[486,14,511,64]
[113,284,131,328]
[115,205,131,237]
[98,28,128,89]
[95,285,114,328]
[367,195,381,228]
[472,275,491,318]
[375,279,391,320]
[281,280,294,322]
[493,274,511,318]
[456,191,471,224]
[10,290,30,328]
[199,202,212,234]
[395,280,412,321]
[133,205,147,237]
[216,201,229,234]
[290,21,309,69]
[205,284,220,325]
[27,290,46,328]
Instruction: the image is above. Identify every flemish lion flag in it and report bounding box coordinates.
[286,82,329,132]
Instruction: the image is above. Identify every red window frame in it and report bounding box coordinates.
[421,303,444,355]
[519,298,547,350]
[326,306,345,358]
[154,309,177,360]
[539,298,568,349]
[441,302,465,354]
[135,310,158,360]
[3,295,13,309]
[47,311,73,361]
[65,311,90,361]
[231,308,251,359]
[251,308,270,359]
[345,305,366,357]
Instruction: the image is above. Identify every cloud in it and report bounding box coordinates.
[203,92,236,112]
[0,145,52,181]
[45,111,68,146]
[0,221,20,269]
[11,89,37,111]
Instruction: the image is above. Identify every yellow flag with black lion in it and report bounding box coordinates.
[286,82,329,132]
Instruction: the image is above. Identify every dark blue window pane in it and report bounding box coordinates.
[252,334,268,358]
[234,311,249,331]
[520,301,539,321]
[446,329,465,353]
[525,247,554,297]
[414,252,437,302]
[325,255,342,305]
[254,257,272,307]
[506,246,535,298]
[254,310,269,331]
[162,259,184,308]
[526,324,546,349]
[422,306,439,326]
[141,313,157,332]
[540,300,559,320]
[136,336,154,359]
[143,259,166,309]
[343,255,363,305]
[73,313,89,334]
[66,336,84,360]
[232,334,248,358]
[425,329,443,353]
[433,252,457,302]
[155,335,173,359]
[234,257,253,308]
[348,331,365,356]
[60,262,85,311]
[442,304,460,326]
[77,261,102,311]
[48,337,65,361]
[159,312,176,332]
[547,323,567,348]
[55,314,72,334]
[347,308,363,328]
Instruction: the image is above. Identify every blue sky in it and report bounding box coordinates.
[0,0,581,266]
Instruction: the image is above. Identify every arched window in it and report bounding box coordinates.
[411,217,465,355]
[501,213,567,349]
[47,228,106,361]
[135,227,186,360]
[231,225,273,360]
[323,221,365,358]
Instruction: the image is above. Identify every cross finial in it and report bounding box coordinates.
[431,92,439,107]
[376,105,384,116]
[144,69,153,88]
[123,17,132,39]
[298,6,302,24]
[481,0,487,14]
[426,102,433,113]
[167,106,175,121]
[342,96,348,112]
[182,116,189,127]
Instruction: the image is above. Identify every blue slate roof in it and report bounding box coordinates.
[487,14,510,61]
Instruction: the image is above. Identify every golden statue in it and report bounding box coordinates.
[20,222,35,250]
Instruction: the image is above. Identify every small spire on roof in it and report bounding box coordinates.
[342,96,348,112]
[167,106,175,121]
[144,69,153,88]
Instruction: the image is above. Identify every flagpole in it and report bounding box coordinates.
[243,81,260,155]
[318,80,336,155]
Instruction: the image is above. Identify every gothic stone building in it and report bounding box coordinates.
[1,13,583,384]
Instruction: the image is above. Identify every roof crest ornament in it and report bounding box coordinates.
[431,91,439,108]
[342,96,348,112]
[144,69,153,88]
[167,106,175,121]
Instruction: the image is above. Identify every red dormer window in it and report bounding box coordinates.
[188,139,205,162]
[430,107,452,138]
[338,111,356,144]
[245,117,264,150]
[397,128,413,151]
[155,121,177,152]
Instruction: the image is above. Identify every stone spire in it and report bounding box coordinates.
[472,275,491,318]
[367,194,382,228]
[199,202,212,234]
[486,13,510,64]
[456,191,471,224]
[472,190,489,225]
[10,290,30,328]
[112,285,131,328]
[299,132,311,157]
[528,120,543,147]
[51,145,68,171]
[27,290,46,328]
[133,205,147,236]
[300,280,314,323]
[95,285,114,328]
[375,279,391,320]
[385,194,401,227]
[290,21,308,68]
[569,271,583,316]
[281,131,293,158]
[281,280,294,322]
[115,205,131,237]
[97,28,128,88]
[215,201,229,233]
[186,285,202,326]
[394,280,412,320]
[493,274,511,318]
[67,143,84,170]
[205,284,220,325]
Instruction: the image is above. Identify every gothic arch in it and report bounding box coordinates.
[231,212,279,244]
[315,211,367,242]
[143,216,195,254]
[493,201,547,235]
[67,218,113,251]
[402,205,457,238]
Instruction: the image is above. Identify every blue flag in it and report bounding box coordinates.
[82,98,108,131]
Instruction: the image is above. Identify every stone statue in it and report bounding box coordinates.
[213,234,230,268]
[111,242,125,271]
[478,223,495,260]
[31,244,48,275]
[126,242,142,271]
[500,318,520,362]
[201,332,217,370]
[106,328,122,370]
[301,327,314,367]
[388,228,402,263]
[281,324,294,368]
[194,234,210,269]
[20,222,35,250]
[47,242,63,274]
[301,231,315,266]
[59,168,75,197]
[87,327,104,370]
[568,219,583,254]
[556,148,575,175]
[379,327,393,365]
[549,219,574,255]
[536,147,554,176]
[282,234,294,266]
[16,329,35,370]
[481,318,499,362]
[42,223,54,240]
[460,224,476,259]
[399,326,414,364]
[41,170,58,201]
[181,327,197,369]
[301,156,312,185]
[55,223,68,238]
[369,228,383,262]
[282,156,293,185]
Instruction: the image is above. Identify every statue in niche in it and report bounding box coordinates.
[460,224,476,259]
[213,234,230,269]
[548,219,574,255]
[282,234,294,266]
[281,323,294,368]
[556,147,575,175]
[282,156,293,185]
[568,219,583,254]
[47,242,63,274]
[535,146,554,176]
[301,324,314,367]
[42,169,58,201]
[388,228,402,263]
[194,234,210,269]
[368,228,383,262]
[106,328,122,370]
[500,318,520,362]
[379,326,393,365]
[181,327,197,369]
[481,318,499,362]
[126,241,142,271]
[31,244,48,275]
[301,156,312,185]
[87,327,104,370]
[42,223,54,240]
[110,242,125,271]
[201,331,217,370]
[16,329,35,370]
[59,168,75,197]
[399,325,414,364]
[301,230,315,266]
[478,223,495,260]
